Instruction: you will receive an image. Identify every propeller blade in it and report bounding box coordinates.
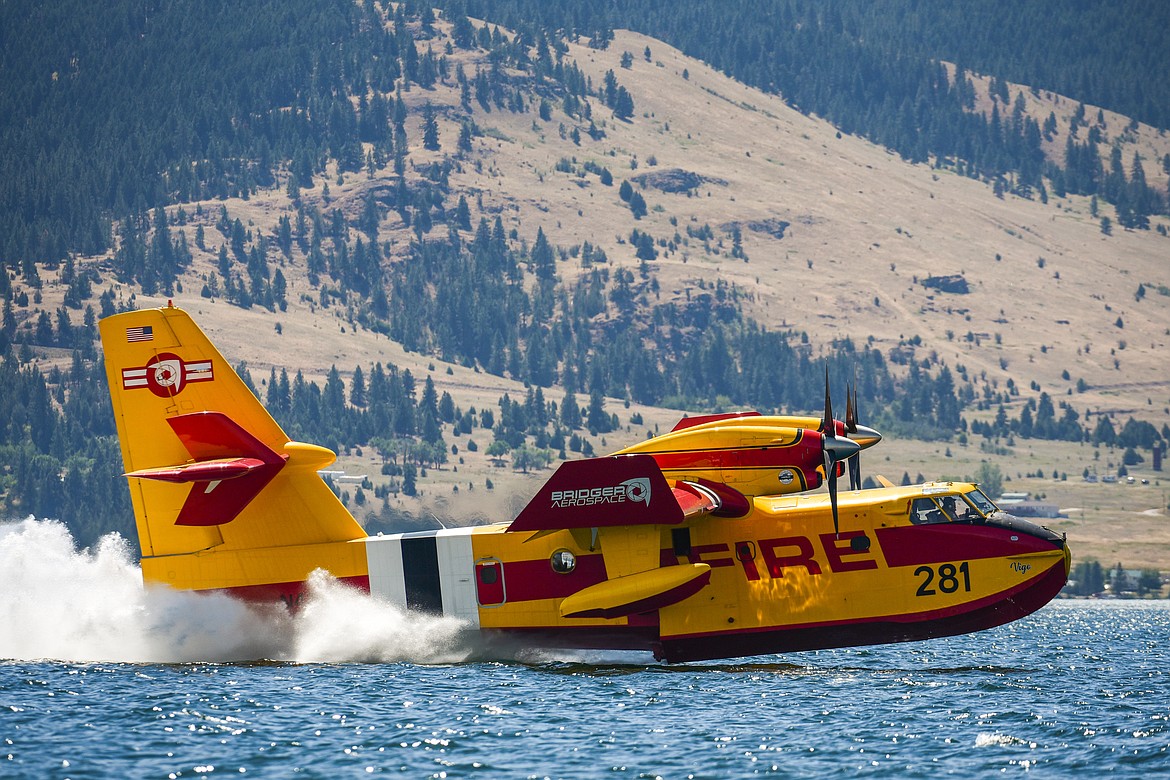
[818,372,860,535]
[845,383,857,434]
[820,368,833,436]
[848,455,861,491]
[844,386,883,489]
[847,384,860,489]
[822,433,859,535]
[824,448,840,537]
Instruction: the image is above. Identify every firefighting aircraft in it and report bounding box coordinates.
[100,304,1069,663]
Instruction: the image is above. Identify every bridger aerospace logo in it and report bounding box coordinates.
[551,478,651,509]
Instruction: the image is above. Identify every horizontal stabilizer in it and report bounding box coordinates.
[168,410,281,462]
[123,411,288,527]
[508,455,680,532]
[125,457,268,483]
[560,563,712,619]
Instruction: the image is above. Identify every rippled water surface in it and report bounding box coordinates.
[2,520,1167,778]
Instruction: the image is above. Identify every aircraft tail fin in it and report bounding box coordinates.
[100,304,368,595]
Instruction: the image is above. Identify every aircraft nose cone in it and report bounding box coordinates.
[849,424,882,451]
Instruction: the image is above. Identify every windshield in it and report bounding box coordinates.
[963,488,998,518]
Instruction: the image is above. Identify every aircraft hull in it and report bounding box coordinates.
[467,558,1068,663]
[205,504,1068,663]
[653,554,1068,662]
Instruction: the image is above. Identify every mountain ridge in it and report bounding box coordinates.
[4,11,1169,567]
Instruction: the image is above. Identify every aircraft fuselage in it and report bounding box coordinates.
[253,484,1069,663]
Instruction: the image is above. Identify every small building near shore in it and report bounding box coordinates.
[1007,501,1064,519]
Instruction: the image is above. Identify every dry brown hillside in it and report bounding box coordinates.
[18,22,1170,568]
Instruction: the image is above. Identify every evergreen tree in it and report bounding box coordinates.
[455,195,472,231]
[350,365,367,407]
[586,388,611,432]
[629,191,647,219]
[458,121,474,154]
[560,391,582,429]
[532,227,556,283]
[423,103,441,151]
[613,87,635,120]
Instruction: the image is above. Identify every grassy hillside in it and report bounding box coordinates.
[6,15,1169,567]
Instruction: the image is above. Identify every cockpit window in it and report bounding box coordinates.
[911,497,946,525]
[963,488,997,518]
[910,493,983,525]
[939,495,976,522]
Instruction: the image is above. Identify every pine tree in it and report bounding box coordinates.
[629,191,647,219]
[532,227,555,283]
[633,230,656,260]
[455,195,472,231]
[422,104,440,151]
[458,121,473,154]
[561,392,582,429]
[613,87,635,120]
[350,365,367,407]
[587,388,611,432]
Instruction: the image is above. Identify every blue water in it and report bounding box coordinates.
[2,520,1168,778]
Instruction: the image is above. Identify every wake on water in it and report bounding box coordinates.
[0,518,476,665]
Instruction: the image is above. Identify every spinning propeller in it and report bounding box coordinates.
[844,386,883,490]
[819,372,882,536]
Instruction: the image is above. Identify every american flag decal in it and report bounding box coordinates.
[126,325,153,343]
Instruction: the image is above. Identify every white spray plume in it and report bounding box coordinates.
[0,519,474,665]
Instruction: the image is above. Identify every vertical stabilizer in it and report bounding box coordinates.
[100,305,368,595]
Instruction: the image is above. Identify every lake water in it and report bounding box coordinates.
[2,519,1167,778]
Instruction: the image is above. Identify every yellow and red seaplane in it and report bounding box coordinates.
[100,305,1069,662]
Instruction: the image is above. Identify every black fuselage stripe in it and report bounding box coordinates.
[401,536,443,614]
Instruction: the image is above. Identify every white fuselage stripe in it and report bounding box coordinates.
[363,528,479,627]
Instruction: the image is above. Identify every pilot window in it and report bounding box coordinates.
[963,488,997,517]
[911,497,947,525]
[910,495,980,524]
[906,495,983,524]
[938,495,979,523]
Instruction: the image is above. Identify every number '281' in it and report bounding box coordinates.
[914,562,971,596]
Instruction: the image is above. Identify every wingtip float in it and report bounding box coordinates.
[99,304,1069,662]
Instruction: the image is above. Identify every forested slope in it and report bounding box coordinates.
[451,0,1169,217]
[1,1,1167,548]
